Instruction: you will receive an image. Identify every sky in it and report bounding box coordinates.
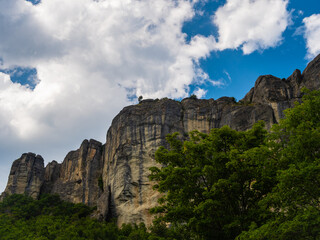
[0,0,319,192]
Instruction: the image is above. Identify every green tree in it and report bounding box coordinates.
[238,89,320,239]
[149,121,272,239]
[0,194,152,240]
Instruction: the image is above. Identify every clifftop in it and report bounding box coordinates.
[1,54,320,226]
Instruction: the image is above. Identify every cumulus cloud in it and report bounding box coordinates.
[0,0,296,192]
[303,14,320,59]
[0,0,217,140]
[213,0,291,54]
[0,0,219,191]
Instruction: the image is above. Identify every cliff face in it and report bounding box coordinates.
[102,96,277,225]
[44,139,104,207]
[103,99,184,225]
[1,54,320,226]
[242,54,320,122]
[1,153,44,200]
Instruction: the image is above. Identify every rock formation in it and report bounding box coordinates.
[101,96,278,225]
[43,139,104,207]
[1,54,320,226]
[243,54,320,122]
[1,153,44,200]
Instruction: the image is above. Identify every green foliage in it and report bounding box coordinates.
[0,194,152,240]
[98,175,104,192]
[150,121,271,239]
[237,89,320,239]
[150,89,320,240]
[236,100,254,106]
[189,94,197,99]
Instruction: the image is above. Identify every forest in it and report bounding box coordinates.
[1,88,320,240]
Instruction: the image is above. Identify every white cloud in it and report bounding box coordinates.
[192,87,207,98]
[213,0,291,54]
[0,0,296,192]
[0,0,218,191]
[303,14,320,59]
[224,70,231,82]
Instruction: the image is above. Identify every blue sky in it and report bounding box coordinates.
[183,0,318,100]
[2,0,318,101]
[0,0,319,192]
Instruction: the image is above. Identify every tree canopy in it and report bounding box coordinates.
[238,89,320,240]
[150,121,272,239]
[0,194,153,240]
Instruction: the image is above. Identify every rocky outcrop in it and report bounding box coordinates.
[1,54,320,226]
[242,54,320,122]
[242,75,296,121]
[48,139,104,206]
[181,97,275,131]
[1,153,44,200]
[1,139,104,207]
[40,160,60,194]
[102,96,277,226]
[301,54,320,90]
[103,99,184,225]
[101,54,320,225]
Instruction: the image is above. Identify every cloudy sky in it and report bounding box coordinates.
[0,0,319,192]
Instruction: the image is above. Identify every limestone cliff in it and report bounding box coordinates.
[101,96,276,226]
[1,153,44,200]
[1,54,320,226]
[242,54,320,122]
[43,139,104,207]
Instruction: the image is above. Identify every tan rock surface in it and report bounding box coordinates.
[50,139,104,206]
[1,153,44,200]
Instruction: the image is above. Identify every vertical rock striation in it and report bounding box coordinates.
[103,99,184,225]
